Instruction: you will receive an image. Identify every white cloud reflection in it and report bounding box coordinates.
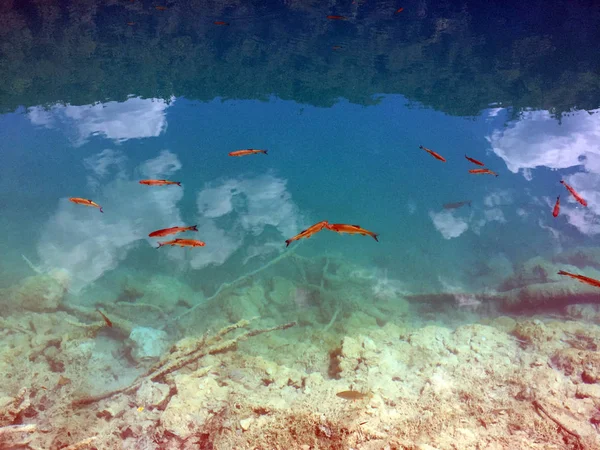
[487,108,600,235]
[28,97,173,146]
[191,174,304,269]
[37,150,184,293]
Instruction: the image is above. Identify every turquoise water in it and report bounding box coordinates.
[2,1,600,448]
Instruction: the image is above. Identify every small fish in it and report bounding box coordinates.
[469,168,498,177]
[560,180,587,207]
[96,309,113,328]
[394,7,404,14]
[326,223,379,242]
[465,155,485,166]
[69,197,103,213]
[214,21,229,26]
[552,196,560,218]
[336,390,372,400]
[285,220,329,247]
[327,15,347,20]
[127,22,136,26]
[332,45,343,50]
[419,145,446,162]
[443,201,471,210]
[157,238,206,248]
[139,179,181,186]
[149,225,198,238]
[155,5,168,11]
[558,270,600,289]
[228,149,268,157]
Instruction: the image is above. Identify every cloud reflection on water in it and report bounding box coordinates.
[28,97,172,145]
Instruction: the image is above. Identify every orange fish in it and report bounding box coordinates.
[157,238,206,248]
[96,309,113,328]
[228,149,268,157]
[139,179,181,186]
[326,223,379,242]
[127,22,136,26]
[465,155,485,166]
[214,21,229,26]
[552,196,560,218]
[419,145,446,162]
[394,7,404,14]
[155,6,168,11]
[469,168,498,177]
[560,180,587,207]
[327,15,347,20]
[149,225,198,238]
[558,270,600,289]
[285,221,329,247]
[69,197,103,213]
[332,45,343,50]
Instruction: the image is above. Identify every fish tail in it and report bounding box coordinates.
[263,150,268,155]
[373,234,379,242]
[468,201,472,207]
[285,239,291,247]
[99,207,104,213]
[191,225,198,231]
[157,242,164,249]
[177,182,182,186]
[557,270,568,276]
[419,145,424,150]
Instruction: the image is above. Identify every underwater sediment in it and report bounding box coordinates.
[1,251,600,449]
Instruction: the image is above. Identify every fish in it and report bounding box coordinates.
[139,179,181,186]
[326,223,379,242]
[149,225,198,238]
[552,196,560,218]
[69,197,103,213]
[228,149,268,157]
[557,270,600,289]
[443,201,471,210]
[285,220,329,247]
[214,21,229,26]
[157,238,206,248]
[419,145,446,162]
[127,22,136,26]
[332,45,343,50]
[469,168,498,177]
[336,390,372,400]
[394,7,404,14]
[465,155,485,166]
[155,6,168,11]
[327,15,347,20]
[96,309,113,328]
[560,180,587,207]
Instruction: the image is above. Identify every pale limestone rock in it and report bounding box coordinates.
[10,274,67,312]
[160,375,229,439]
[128,326,169,363]
[239,417,253,431]
[136,380,170,408]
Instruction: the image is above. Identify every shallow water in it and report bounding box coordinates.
[1,1,600,449]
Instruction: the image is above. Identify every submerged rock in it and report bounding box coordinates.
[8,274,68,312]
[127,327,169,363]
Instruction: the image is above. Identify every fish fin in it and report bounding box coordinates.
[468,201,472,207]
[353,224,360,228]
[157,243,163,249]
[177,182,181,186]
[557,196,560,200]
[560,180,565,185]
[285,239,291,247]
[191,225,198,231]
[373,234,379,242]
[419,145,424,150]
[557,270,568,276]
[100,207,104,213]
[263,150,268,155]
